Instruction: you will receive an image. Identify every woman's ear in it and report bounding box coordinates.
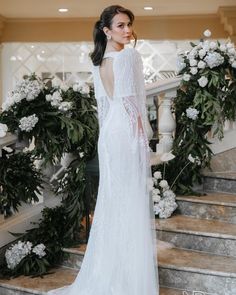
[103,27,110,38]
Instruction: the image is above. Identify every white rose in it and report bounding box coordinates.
[198,60,206,69]
[153,171,162,180]
[203,29,211,37]
[159,180,169,189]
[190,67,198,75]
[198,49,206,59]
[186,107,199,120]
[198,76,208,87]
[183,73,191,82]
[46,94,52,102]
[189,59,197,67]
[81,84,90,95]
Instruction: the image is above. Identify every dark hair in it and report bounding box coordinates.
[90,5,137,66]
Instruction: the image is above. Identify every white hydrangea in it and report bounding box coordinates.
[159,180,169,189]
[209,41,217,50]
[72,82,90,95]
[58,101,72,112]
[153,171,162,180]
[189,59,197,67]
[152,194,161,203]
[219,44,227,52]
[50,91,63,107]
[152,188,160,195]
[186,107,199,120]
[190,67,198,75]
[32,244,46,258]
[153,193,178,219]
[183,73,191,82]
[19,114,39,132]
[198,76,208,87]
[197,60,206,69]
[198,49,207,59]
[204,52,224,69]
[5,241,32,270]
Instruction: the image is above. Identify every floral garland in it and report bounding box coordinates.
[153,29,236,209]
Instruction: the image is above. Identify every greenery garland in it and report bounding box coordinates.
[153,30,236,194]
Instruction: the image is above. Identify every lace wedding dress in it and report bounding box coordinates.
[48,48,159,295]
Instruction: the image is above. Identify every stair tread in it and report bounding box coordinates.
[156,215,236,239]
[0,266,181,294]
[158,247,236,277]
[64,243,236,278]
[203,171,236,180]
[176,192,236,207]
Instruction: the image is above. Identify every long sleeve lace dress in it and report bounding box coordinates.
[48,47,159,295]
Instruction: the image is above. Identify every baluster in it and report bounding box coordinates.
[156,90,176,154]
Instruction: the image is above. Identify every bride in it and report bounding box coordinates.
[48,5,159,295]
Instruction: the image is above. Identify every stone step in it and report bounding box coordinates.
[176,192,236,223]
[156,215,236,256]
[203,173,236,193]
[158,247,236,295]
[0,266,183,295]
[62,245,236,295]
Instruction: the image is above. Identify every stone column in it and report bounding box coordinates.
[156,90,176,153]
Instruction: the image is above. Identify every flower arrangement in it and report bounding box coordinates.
[5,241,46,271]
[0,74,98,164]
[151,152,178,218]
[155,30,236,194]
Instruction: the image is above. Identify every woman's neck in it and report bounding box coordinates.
[106,42,124,52]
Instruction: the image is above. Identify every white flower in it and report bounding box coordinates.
[32,244,46,258]
[198,60,206,69]
[3,146,13,153]
[160,152,175,162]
[73,83,80,92]
[152,188,160,195]
[159,180,169,189]
[19,114,39,132]
[188,154,201,165]
[198,76,208,87]
[81,84,90,95]
[219,44,227,52]
[5,240,33,270]
[46,94,52,102]
[147,177,155,191]
[60,84,69,92]
[228,47,236,56]
[209,41,217,50]
[58,101,72,112]
[183,73,191,82]
[204,52,224,69]
[226,42,234,49]
[163,189,176,199]
[186,107,199,120]
[0,123,8,138]
[51,91,63,107]
[190,67,198,75]
[203,29,211,37]
[79,152,84,158]
[152,194,161,203]
[153,171,162,180]
[232,61,236,68]
[198,49,206,59]
[189,59,197,67]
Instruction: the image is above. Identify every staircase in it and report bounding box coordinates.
[0,174,235,294]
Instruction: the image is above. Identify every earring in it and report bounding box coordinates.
[107,35,111,40]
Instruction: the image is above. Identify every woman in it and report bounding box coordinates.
[48,5,159,295]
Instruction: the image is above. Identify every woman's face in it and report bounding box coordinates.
[105,13,133,46]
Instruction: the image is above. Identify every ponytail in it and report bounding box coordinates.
[90,20,107,66]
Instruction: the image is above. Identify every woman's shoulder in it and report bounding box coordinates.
[115,47,142,67]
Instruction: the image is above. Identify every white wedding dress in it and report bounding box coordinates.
[48,48,159,295]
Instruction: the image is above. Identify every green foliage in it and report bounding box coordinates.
[153,39,236,193]
[0,151,43,212]
[0,206,73,277]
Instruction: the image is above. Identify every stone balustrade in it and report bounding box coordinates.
[145,77,182,154]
